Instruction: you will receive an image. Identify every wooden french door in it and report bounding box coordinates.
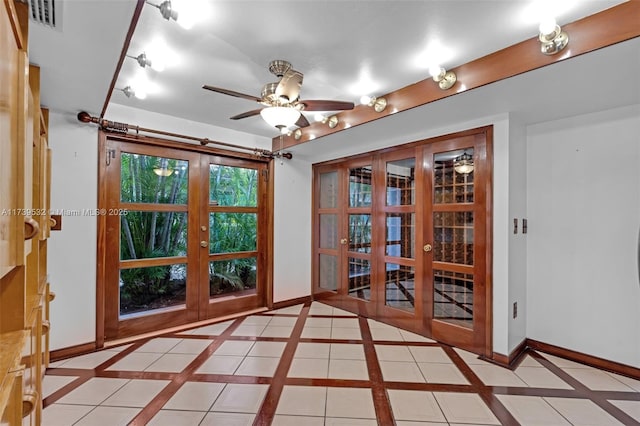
[101,137,268,340]
[313,128,491,355]
[424,134,489,354]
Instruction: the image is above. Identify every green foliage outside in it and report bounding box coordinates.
[118,154,258,315]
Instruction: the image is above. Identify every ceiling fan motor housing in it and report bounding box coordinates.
[261,82,280,104]
[268,59,292,77]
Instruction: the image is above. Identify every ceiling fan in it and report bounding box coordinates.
[203,59,355,129]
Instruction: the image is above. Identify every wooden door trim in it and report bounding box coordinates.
[97,131,274,346]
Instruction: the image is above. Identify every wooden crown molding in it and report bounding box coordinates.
[273,1,640,151]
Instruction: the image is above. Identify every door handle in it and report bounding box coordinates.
[423,244,432,252]
[200,241,208,248]
[340,238,348,245]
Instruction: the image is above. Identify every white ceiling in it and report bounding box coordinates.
[28,0,631,140]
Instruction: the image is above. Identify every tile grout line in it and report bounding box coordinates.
[529,350,640,426]
[442,345,521,425]
[358,315,395,425]
[251,301,312,426]
[127,317,247,425]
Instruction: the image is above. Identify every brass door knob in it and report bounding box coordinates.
[200,241,208,248]
[423,244,432,252]
[340,238,348,245]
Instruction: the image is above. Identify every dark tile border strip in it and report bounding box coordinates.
[358,316,395,425]
[530,351,640,426]
[252,301,312,425]
[128,317,246,425]
[443,345,521,425]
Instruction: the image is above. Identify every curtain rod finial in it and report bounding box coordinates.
[77,111,92,123]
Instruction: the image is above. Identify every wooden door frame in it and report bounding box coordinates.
[96,131,273,346]
[311,126,493,356]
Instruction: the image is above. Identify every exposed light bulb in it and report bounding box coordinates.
[360,95,372,105]
[428,65,444,79]
[539,17,557,36]
[134,88,147,100]
[150,57,165,72]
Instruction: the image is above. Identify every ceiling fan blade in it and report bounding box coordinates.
[295,114,310,128]
[202,85,262,102]
[275,69,303,103]
[299,100,355,111]
[230,109,263,120]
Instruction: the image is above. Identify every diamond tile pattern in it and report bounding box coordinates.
[44,301,640,425]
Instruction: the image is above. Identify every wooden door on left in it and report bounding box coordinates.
[100,137,269,340]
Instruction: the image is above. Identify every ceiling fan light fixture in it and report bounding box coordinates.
[453,152,474,174]
[260,106,301,128]
[153,167,174,177]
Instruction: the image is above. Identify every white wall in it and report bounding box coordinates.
[272,158,312,302]
[48,112,99,349]
[527,104,640,367]
[508,118,527,352]
[491,118,511,357]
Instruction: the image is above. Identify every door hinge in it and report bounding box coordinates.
[262,169,269,182]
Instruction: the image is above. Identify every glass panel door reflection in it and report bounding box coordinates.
[432,149,475,328]
[348,166,372,300]
[208,164,259,298]
[318,171,339,291]
[118,153,189,317]
[384,157,416,312]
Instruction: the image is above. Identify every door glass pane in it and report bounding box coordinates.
[349,214,372,253]
[319,171,338,209]
[433,269,473,328]
[433,211,473,265]
[209,257,257,298]
[120,212,187,260]
[319,254,337,291]
[209,213,257,254]
[349,257,371,301]
[434,149,474,204]
[209,165,258,207]
[320,214,338,249]
[387,158,415,206]
[121,153,188,204]
[385,264,415,312]
[386,213,415,258]
[349,166,372,207]
[119,263,186,317]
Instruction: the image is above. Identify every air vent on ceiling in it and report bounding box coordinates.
[27,0,62,31]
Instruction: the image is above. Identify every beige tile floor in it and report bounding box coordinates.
[42,302,640,425]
